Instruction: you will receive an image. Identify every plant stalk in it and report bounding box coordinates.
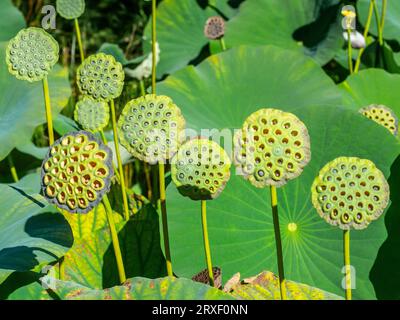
[42,76,54,145]
[110,100,130,221]
[347,28,353,74]
[103,194,127,283]
[373,0,383,45]
[379,0,387,46]
[139,79,146,96]
[151,0,157,95]
[344,229,352,300]
[74,18,85,62]
[7,155,19,182]
[201,200,214,287]
[99,130,121,183]
[219,37,226,51]
[270,186,287,300]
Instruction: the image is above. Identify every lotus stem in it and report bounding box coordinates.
[139,79,146,96]
[354,0,375,73]
[379,0,387,46]
[344,229,352,300]
[42,76,54,145]
[159,163,173,276]
[270,186,287,300]
[110,100,130,221]
[220,37,227,51]
[7,155,19,182]
[201,200,214,287]
[74,18,85,62]
[103,194,127,283]
[373,0,383,46]
[99,129,121,183]
[151,0,157,94]
[347,28,353,74]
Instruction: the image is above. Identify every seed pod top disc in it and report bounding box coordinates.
[56,0,85,20]
[359,104,398,136]
[118,94,186,165]
[204,16,225,40]
[234,108,311,188]
[311,157,389,230]
[74,97,110,132]
[6,27,59,82]
[41,131,114,214]
[171,138,231,201]
[77,53,125,101]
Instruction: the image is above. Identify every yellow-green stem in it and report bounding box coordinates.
[354,0,375,73]
[110,100,130,221]
[201,200,214,287]
[7,155,19,182]
[144,163,152,201]
[270,186,287,300]
[344,229,352,300]
[74,18,85,62]
[99,130,121,183]
[42,76,54,145]
[347,28,353,74]
[219,37,226,51]
[139,79,146,97]
[103,195,126,283]
[159,163,173,276]
[379,0,387,46]
[373,0,383,45]
[151,0,157,95]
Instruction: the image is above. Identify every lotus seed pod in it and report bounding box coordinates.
[41,131,114,214]
[359,104,398,135]
[74,97,110,132]
[6,27,59,82]
[234,108,311,188]
[118,94,186,165]
[311,157,389,230]
[77,53,124,101]
[204,16,225,40]
[171,138,231,201]
[56,0,85,20]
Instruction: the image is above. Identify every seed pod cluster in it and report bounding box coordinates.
[56,0,85,20]
[74,97,110,132]
[234,108,311,188]
[204,16,225,40]
[77,53,124,101]
[171,138,231,201]
[118,94,186,164]
[359,104,398,135]
[6,27,59,82]
[41,131,114,214]
[311,157,389,230]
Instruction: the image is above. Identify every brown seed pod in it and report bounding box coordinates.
[204,16,225,40]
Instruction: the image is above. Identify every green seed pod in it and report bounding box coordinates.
[77,53,124,101]
[234,108,311,188]
[311,157,389,230]
[171,138,231,200]
[204,16,225,40]
[56,0,85,20]
[359,104,398,135]
[41,131,114,214]
[118,94,186,164]
[6,27,59,82]
[74,97,110,132]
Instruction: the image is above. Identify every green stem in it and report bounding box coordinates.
[159,163,173,276]
[144,163,152,201]
[74,18,85,62]
[347,28,353,74]
[354,0,375,73]
[103,195,127,283]
[110,100,130,221]
[99,130,121,183]
[42,76,54,145]
[379,0,387,46]
[373,0,383,45]
[139,79,146,97]
[270,186,287,300]
[151,0,157,95]
[219,37,226,51]
[344,229,352,300]
[201,200,214,287]
[7,155,19,182]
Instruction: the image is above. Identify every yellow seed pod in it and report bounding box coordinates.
[234,108,311,188]
[171,138,231,200]
[311,157,390,230]
[359,104,398,136]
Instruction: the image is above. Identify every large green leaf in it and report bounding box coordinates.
[62,204,166,289]
[358,0,400,43]
[0,174,73,284]
[224,0,343,65]
[156,45,400,299]
[0,0,25,41]
[0,42,71,161]
[51,276,234,300]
